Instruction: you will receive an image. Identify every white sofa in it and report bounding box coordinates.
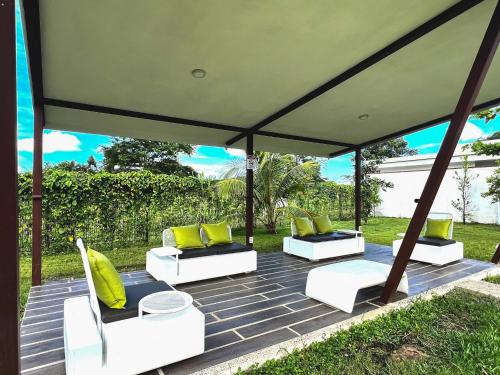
[283,220,364,261]
[146,225,257,285]
[393,213,463,266]
[64,239,205,375]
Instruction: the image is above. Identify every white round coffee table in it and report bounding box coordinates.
[138,291,193,319]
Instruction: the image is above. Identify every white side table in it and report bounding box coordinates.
[150,246,183,275]
[138,291,193,319]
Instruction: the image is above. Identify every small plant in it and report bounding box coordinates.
[451,154,478,224]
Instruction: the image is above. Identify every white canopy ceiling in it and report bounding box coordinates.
[23,0,500,156]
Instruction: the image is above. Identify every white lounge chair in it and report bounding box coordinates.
[146,224,257,284]
[283,220,364,261]
[392,212,463,266]
[64,239,205,375]
[306,259,408,313]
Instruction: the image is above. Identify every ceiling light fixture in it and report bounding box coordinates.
[191,69,206,78]
[358,114,369,120]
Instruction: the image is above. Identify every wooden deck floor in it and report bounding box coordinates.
[21,244,493,375]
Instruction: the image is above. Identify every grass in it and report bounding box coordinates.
[484,275,500,285]
[237,289,500,375]
[20,217,499,316]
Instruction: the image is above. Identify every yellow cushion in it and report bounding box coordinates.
[87,248,126,309]
[312,215,334,234]
[294,217,315,237]
[425,218,452,240]
[171,224,205,249]
[201,221,232,246]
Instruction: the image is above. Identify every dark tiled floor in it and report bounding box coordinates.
[20,244,493,374]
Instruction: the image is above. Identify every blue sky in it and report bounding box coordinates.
[15,3,500,181]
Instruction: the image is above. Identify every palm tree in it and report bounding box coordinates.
[217,152,320,233]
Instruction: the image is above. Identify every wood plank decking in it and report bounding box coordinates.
[20,244,493,375]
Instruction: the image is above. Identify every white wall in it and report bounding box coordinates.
[374,166,499,224]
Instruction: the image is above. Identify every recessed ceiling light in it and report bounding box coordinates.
[358,114,369,120]
[191,69,206,78]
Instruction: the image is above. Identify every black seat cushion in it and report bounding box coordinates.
[293,231,356,243]
[99,280,173,323]
[416,236,456,247]
[178,242,252,259]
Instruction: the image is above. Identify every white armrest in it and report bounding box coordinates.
[396,232,406,238]
[151,246,182,257]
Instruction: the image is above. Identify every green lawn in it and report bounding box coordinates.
[20,218,499,316]
[237,289,500,375]
[484,275,500,284]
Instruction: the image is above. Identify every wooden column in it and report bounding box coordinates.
[381,2,500,304]
[32,109,43,286]
[246,135,254,247]
[354,147,362,231]
[492,243,500,264]
[0,0,20,373]
[22,0,45,286]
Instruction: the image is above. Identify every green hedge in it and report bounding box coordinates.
[18,171,354,254]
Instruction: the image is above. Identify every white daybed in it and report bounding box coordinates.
[64,239,205,375]
[393,213,463,266]
[283,220,364,261]
[306,259,408,313]
[146,225,257,285]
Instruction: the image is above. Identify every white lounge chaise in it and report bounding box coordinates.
[306,259,408,313]
[283,220,364,261]
[64,239,205,375]
[146,224,257,285]
[393,213,463,266]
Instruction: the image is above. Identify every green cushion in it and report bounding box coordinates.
[171,224,205,249]
[312,215,334,234]
[294,217,316,237]
[87,248,126,309]
[201,221,232,246]
[425,218,452,240]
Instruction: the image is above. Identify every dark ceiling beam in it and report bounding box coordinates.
[43,98,354,148]
[327,97,500,158]
[225,0,484,146]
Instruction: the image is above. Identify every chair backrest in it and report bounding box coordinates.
[76,238,102,333]
[163,225,233,247]
[425,212,454,239]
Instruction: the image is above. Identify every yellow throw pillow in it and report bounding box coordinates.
[87,248,126,309]
[171,224,205,249]
[294,217,315,237]
[425,218,452,239]
[312,215,334,234]
[201,221,232,246]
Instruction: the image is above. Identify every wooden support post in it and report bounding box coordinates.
[354,148,362,231]
[32,109,43,286]
[491,243,500,264]
[381,2,500,304]
[246,135,254,247]
[22,0,45,286]
[0,0,20,373]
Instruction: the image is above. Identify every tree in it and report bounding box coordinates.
[101,137,196,176]
[451,155,478,224]
[354,138,417,223]
[45,155,99,172]
[217,152,320,233]
[468,106,500,203]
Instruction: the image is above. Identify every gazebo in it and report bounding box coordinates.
[1,0,499,373]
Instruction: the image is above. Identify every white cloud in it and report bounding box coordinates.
[416,142,440,150]
[183,161,230,178]
[225,148,246,158]
[18,131,81,154]
[460,122,484,141]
